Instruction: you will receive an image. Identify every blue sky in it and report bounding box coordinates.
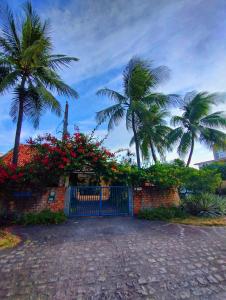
[1,0,226,166]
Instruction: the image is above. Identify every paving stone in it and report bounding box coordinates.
[180,290,191,299]
[214,274,225,281]
[207,275,219,283]
[196,277,208,285]
[138,278,147,285]
[0,217,226,299]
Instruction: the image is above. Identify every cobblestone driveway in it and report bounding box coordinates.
[0,217,226,299]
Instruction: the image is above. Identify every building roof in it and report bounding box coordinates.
[194,157,226,166]
[1,144,36,167]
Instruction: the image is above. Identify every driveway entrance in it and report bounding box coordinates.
[1,218,226,299]
[69,186,132,217]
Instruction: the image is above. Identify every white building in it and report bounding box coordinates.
[213,148,226,160]
[195,147,226,168]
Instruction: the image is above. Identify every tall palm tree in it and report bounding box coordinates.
[130,104,172,163]
[96,57,170,168]
[168,91,226,166]
[0,2,78,165]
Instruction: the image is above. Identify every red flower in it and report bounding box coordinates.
[62,157,69,163]
[77,147,85,154]
[70,151,77,158]
[11,174,19,180]
[74,133,81,139]
[42,158,49,165]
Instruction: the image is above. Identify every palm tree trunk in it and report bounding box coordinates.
[150,140,157,163]
[131,111,141,168]
[12,77,26,165]
[186,135,194,167]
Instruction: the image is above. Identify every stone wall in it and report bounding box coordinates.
[0,187,66,216]
[133,185,180,215]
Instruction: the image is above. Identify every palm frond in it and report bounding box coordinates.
[171,115,185,127]
[0,37,14,55]
[142,93,169,107]
[0,70,20,94]
[48,55,79,70]
[36,68,78,98]
[35,81,61,116]
[129,135,135,147]
[125,107,133,130]
[140,138,150,161]
[1,5,21,53]
[96,88,126,104]
[200,111,226,129]
[22,37,49,60]
[151,65,170,85]
[106,106,125,131]
[96,103,125,130]
[199,127,226,149]
[178,131,192,156]
[188,92,216,122]
[167,127,184,145]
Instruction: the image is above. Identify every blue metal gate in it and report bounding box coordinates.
[69,186,132,217]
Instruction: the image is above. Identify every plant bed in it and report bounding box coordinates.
[171,216,226,226]
[138,206,226,226]
[0,229,21,249]
[15,209,67,225]
[138,206,187,221]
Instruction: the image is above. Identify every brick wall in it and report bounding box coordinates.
[133,185,180,215]
[1,187,66,215]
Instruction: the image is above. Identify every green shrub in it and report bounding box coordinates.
[181,168,222,194]
[112,163,221,193]
[138,206,187,221]
[182,193,226,217]
[17,209,67,225]
[204,162,226,180]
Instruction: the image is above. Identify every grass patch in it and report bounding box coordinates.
[0,230,21,249]
[16,209,67,225]
[171,216,226,226]
[138,206,187,221]
[138,207,226,226]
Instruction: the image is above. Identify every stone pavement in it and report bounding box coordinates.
[0,217,226,299]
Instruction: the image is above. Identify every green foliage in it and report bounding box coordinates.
[172,159,185,167]
[0,2,78,164]
[168,92,226,166]
[182,193,226,217]
[204,162,226,180]
[16,209,66,225]
[96,57,171,167]
[112,163,182,187]
[0,2,78,122]
[138,206,187,221]
[146,163,184,188]
[130,104,172,163]
[181,168,222,194]
[111,162,221,192]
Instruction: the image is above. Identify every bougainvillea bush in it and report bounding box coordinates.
[0,131,222,192]
[0,131,117,189]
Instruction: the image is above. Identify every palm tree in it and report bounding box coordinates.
[96,57,170,168]
[130,104,172,163]
[0,2,78,165]
[168,91,226,166]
